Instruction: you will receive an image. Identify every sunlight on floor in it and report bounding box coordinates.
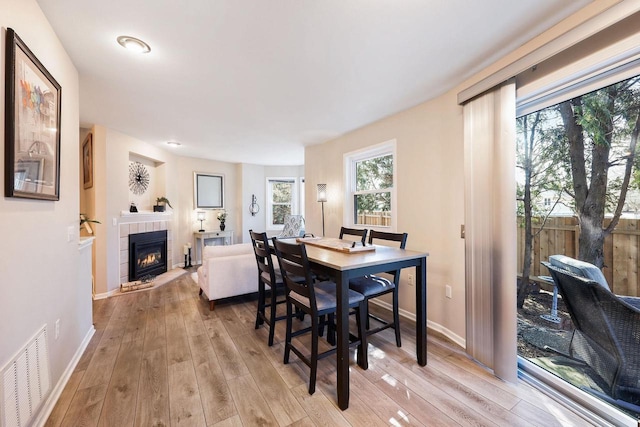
[382,373,397,387]
[388,410,411,426]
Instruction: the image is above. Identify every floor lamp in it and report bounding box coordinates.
[317,184,327,236]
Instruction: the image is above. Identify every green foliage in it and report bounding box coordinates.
[272,205,291,225]
[156,197,172,208]
[272,182,292,203]
[79,214,100,226]
[356,155,392,192]
[270,181,293,224]
[355,155,393,214]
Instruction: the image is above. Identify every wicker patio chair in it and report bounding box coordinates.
[543,262,640,410]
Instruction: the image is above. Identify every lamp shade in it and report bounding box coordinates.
[197,211,206,221]
[317,184,327,202]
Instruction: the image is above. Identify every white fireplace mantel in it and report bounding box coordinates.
[119,210,173,224]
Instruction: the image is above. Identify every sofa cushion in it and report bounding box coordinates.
[549,254,609,291]
[204,242,253,258]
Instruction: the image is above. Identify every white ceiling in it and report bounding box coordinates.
[37,0,591,165]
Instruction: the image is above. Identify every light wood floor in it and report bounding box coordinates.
[45,274,596,426]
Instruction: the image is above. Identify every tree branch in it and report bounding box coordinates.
[605,110,640,234]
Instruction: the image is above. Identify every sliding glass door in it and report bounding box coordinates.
[516,70,640,424]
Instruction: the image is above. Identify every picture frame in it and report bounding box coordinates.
[82,133,93,189]
[194,172,224,209]
[5,28,62,200]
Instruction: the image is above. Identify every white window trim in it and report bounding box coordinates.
[266,177,299,231]
[343,139,397,232]
[299,177,305,219]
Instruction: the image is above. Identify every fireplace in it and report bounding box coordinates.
[129,230,167,281]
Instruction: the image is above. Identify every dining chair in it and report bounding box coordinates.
[272,237,368,394]
[339,226,368,245]
[249,230,288,346]
[348,230,408,347]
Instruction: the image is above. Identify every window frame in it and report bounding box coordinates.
[343,140,397,232]
[266,177,299,231]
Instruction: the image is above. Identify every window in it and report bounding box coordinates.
[266,178,298,229]
[344,140,396,230]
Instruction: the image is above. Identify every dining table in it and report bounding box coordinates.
[280,237,429,410]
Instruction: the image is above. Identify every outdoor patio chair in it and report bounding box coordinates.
[543,262,640,410]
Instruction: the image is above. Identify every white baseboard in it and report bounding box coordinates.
[33,325,95,427]
[93,288,119,300]
[370,299,466,349]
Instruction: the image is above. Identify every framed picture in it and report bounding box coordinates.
[5,28,62,200]
[194,172,224,209]
[82,133,93,189]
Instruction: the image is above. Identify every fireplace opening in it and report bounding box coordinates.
[129,230,167,281]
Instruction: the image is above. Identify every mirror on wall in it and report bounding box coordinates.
[194,172,224,209]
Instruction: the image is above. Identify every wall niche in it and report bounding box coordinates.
[128,153,166,211]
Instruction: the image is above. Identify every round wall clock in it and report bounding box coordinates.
[129,161,149,195]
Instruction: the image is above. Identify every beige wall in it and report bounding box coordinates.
[302,0,639,348]
[305,90,467,343]
[238,163,305,243]
[90,127,179,295]
[88,126,305,295]
[175,156,239,255]
[0,0,88,424]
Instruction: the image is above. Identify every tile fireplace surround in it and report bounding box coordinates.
[119,211,173,285]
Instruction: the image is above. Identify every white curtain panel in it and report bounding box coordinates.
[463,81,517,383]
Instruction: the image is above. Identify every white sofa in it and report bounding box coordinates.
[197,243,257,310]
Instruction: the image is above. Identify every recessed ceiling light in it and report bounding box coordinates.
[117,36,151,54]
[166,141,181,147]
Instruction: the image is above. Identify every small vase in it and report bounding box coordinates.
[220,222,226,231]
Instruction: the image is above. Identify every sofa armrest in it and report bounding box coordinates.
[199,253,257,300]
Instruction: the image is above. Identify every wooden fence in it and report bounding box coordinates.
[357,211,391,226]
[517,216,640,296]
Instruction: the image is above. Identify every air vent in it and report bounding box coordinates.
[1,326,50,427]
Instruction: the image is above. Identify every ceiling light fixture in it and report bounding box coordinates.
[166,141,181,147]
[116,35,151,54]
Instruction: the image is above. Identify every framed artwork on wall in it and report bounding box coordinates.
[194,172,224,209]
[4,28,62,200]
[82,133,93,189]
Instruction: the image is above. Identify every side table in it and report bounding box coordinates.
[193,230,234,264]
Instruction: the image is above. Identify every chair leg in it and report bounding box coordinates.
[356,302,368,370]
[209,300,215,311]
[268,286,277,346]
[318,314,326,336]
[393,290,401,347]
[255,281,265,329]
[363,300,370,330]
[327,313,336,346]
[284,302,293,364]
[309,314,319,394]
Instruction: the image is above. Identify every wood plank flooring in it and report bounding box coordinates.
[45,274,596,426]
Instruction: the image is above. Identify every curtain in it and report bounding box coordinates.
[463,80,517,383]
